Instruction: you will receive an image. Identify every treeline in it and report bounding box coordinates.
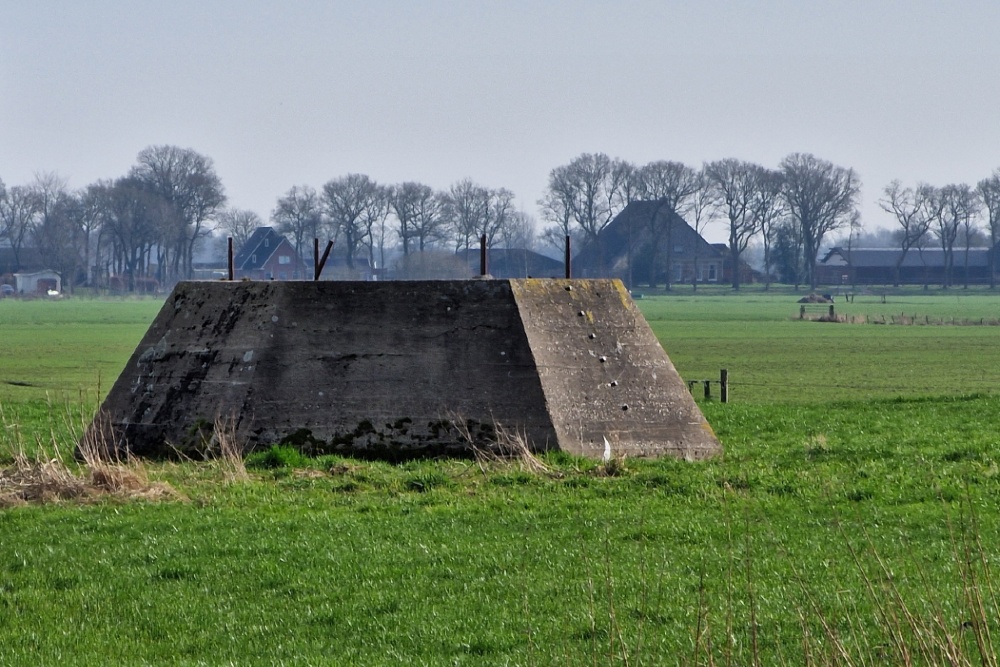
[538,153,1000,290]
[876,180,1000,287]
[3,145,999,291]
[0,146,534,291]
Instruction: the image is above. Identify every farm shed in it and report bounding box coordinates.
[92,279,721,460]
[818,247,998,285]
[14,270,61,294]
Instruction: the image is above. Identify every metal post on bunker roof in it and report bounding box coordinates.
[565,235,572,279]
[314,238,334,281]
[480,235,488,276]
[227,237,234,280]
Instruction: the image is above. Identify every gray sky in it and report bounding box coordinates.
[3,0,999,244]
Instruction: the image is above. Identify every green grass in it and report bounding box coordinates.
[2,290,1000,664]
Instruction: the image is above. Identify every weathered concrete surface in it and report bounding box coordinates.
[93,279,721,459]
[513,280,719,459]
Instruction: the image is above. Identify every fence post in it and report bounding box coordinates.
[829,304,835,319]
[227,237,234,280]
[480,235,488,276]
[720,369,728,403]
[703,380,711,401]
[799,305,805,319]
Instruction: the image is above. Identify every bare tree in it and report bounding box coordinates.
[537,187,578,255]
[392,182,444,254]
[878,181,933,286]
[704,159,764,290]
[96,177,167,292]
[687,168,719,290]
[498,210,536,250]
[77,184,106,286]
[635,160,699,289]
[130,145,226,282]
[443,179,490,252]
[31,178,88,292]
[542,153,629,253]
[323,174,381,269]
[977,170,1000,288]
[216,208,263,253]
[441,180,515,253]
[272,185,322,271]
[362,184,394,273]
[0,185,41,273]
[751,169,786,290]
[780,153,861,289]
[934,184,980,288]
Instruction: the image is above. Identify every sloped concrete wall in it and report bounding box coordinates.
[511,279,718,459]
[95,279,721,459]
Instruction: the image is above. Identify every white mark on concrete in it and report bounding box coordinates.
[243,350,254,363]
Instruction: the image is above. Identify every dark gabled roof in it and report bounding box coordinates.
[573,201,723,274]
[456,248,565,278]
[823,247,993,268]
[233,227,291,270]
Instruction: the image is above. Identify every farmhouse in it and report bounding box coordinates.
[233,227,307,280]
[572,202,724,287]
[817,246,998,286]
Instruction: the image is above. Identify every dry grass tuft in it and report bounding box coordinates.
[202,414,250,483]
[0,406,180,506]
[449,416,554,477]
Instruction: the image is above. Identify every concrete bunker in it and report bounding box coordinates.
[92,279,721,460]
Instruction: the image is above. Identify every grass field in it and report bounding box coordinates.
[2,288,1000,665]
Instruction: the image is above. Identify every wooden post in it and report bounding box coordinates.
[565,235,571,279]
[720,368,728,403]
[829,304,835,319]
[227,237,234,280]
[480,235,487,276]
[703,380,711,401]
[800,305,805,319]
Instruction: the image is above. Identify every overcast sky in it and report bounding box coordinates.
[3,1,999,244]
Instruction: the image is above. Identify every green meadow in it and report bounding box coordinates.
[2,288,1000,665]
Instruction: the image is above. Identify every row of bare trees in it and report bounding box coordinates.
[265,176,534,274]
[5,143,999,292]
[0,146,226,291]
[878,174,1000,287]
[1,150,533,290]
[539,152,861,289]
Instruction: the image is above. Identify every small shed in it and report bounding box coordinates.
[14,270,61,294]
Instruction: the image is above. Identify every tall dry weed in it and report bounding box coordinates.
[0,404,177,506]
